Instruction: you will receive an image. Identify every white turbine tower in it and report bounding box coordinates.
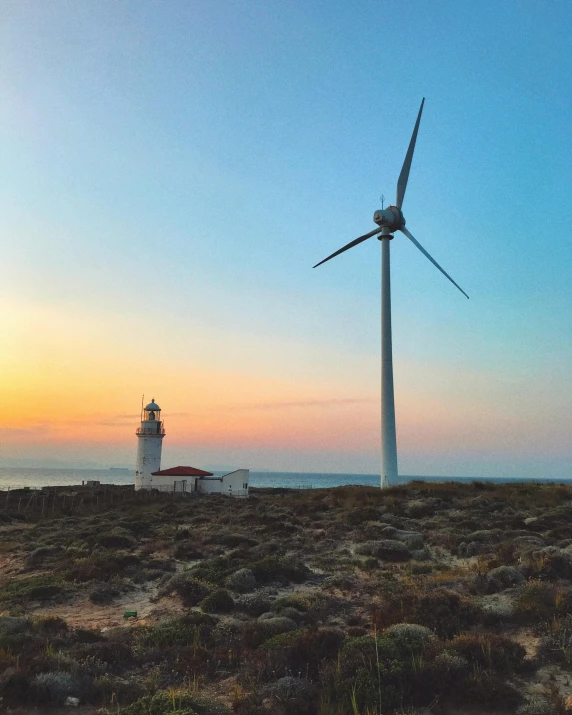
[314,99,469,488]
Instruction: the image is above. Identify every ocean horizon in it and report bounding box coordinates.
[0,466,570,491]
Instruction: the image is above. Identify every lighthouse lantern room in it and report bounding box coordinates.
[135,398,165,490]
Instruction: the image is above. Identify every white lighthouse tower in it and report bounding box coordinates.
[135,398,165,490]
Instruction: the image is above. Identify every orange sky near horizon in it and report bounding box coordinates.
[3,297,570,476]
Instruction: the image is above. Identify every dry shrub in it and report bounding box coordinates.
[372,589,483,639]
[157,572,211,606]
[512,581,572,624]
[449,632,526,674]
[241,617,297,649]
[258,628,344,680]
[64,552,140,582]
[455,671,523,709]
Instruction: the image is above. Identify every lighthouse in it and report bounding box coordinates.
[135,398,165,490]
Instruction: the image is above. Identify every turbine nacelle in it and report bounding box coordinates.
[373,206,404,232]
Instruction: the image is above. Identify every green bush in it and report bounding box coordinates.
[115,692,198,715]
[138,614,217,651]
[345,506,381,525]
[0,574,64,604]
[72,639,133,674]
[333,635,407,712]
[33,615,69,636]
[354,539,410,561]
[453,671,522,709]
[242,617,298,648]
[234,592,272,616]
[32,671,82,704]
[172,540,203,560]
[157,572,211,606]
[89,583,120,604]
[260,628,344,679]
[206,531,258,548]
[0,667,31,707]
[115,691,229,715]
[200,589,234,613]
[384,623,434,652]
[96,527,136,549]
[64,552,140,582]
[189,556,232,585]
[260,676,316,715]
[25,545,63,568]
[225,568,257,593]
[249,556,310,584]
[92,673,145,706]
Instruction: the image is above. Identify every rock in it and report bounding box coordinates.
[524,517,539,526]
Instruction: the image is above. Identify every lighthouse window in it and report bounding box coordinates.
[149,411,155,420]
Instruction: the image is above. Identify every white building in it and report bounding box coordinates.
[134,398,248,496]
[135,399,165,490]
[152,466,249,497]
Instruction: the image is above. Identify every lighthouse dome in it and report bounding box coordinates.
[144,400,160,411]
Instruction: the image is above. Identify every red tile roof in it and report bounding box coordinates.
[151,466,214,477]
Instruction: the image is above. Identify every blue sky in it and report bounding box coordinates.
[1,0,571,477]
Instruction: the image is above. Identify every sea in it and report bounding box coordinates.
[0,467,570,491]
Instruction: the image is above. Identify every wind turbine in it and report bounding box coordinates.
[313,99,468,488]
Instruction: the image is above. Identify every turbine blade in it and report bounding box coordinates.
[396,98,425,209]
[400,226,469,299]
[313,227,382,268]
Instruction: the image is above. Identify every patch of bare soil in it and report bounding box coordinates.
[33,586,184,630]
[514,628,542,659]
[527,664,572,700]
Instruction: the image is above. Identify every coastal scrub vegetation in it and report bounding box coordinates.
[2,481,572,713]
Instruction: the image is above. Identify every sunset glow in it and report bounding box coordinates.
[2,1,571,478]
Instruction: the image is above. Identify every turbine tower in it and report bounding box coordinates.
[314,99,468,488]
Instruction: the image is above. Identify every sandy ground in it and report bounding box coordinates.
[32,586,185,630]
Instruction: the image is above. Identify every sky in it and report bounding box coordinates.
[1,0,571,478]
